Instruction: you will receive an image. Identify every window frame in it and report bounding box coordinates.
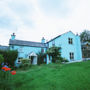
[17,57,23,63]
[69,52,74,60]
[68,38,73,44]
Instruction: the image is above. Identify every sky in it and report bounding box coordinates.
[0,0,90,46]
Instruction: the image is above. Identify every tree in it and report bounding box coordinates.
[80,30,90,42]
[37,52,46,65]
[0,54,4,64]
[0,50,18,67]
[0,54,4,69]
[46,46,61,63]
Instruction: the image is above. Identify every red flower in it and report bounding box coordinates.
[11,71,16,75]
[5,68,11,71]
[2,67,11,71]
[2,67,7,70]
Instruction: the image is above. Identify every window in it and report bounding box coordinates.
[18,46,23,52]
[29,56,31,59]
[70,52,74,60]
[82,47,86,50]
[83,54,86,58]
[18,57,23,63]
[52,40,55,46]
[41,48,44,53]
[18,59,21,62]
[18,57,23,59]
[68,38,73,44]
[11,45,14,49]
[88,47,90,50]
[86,45,90,50]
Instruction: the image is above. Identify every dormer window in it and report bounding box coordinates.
[68,38,73,44]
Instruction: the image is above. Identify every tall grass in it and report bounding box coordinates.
[0,70,15,90]
[12,61,90,90]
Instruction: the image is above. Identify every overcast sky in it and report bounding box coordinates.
[0,0,90,45]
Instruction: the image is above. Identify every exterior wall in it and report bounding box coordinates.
[9,31,82,65]
[48,32,82,61]
[75,36,82,60]
[10,45,47,66]
[10,45,46,58]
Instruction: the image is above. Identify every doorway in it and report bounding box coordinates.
[29,52,37,65]
[31,56,34,64]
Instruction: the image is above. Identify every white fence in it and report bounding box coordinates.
[82,58,90,60]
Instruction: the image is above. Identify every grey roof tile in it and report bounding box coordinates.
[81,42,90,45]
[9,39,47,48]
[0,46,9,51]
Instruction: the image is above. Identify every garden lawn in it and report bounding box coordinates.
[13,61,90,90]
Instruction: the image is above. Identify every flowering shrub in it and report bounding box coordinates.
[1,65,16,75]
[0,63,16,90]
[2,67,11,71]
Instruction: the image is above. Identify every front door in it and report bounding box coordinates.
[31,56,34,64]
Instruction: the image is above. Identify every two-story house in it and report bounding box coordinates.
[9,31,82,66]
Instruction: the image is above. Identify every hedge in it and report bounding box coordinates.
[0,50,18,67]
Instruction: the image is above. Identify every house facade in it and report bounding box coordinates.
[0,46,9,51]
[9,33,47,66]
[47,31,82,61]
[81,42,90,60]
[9,31,82,66]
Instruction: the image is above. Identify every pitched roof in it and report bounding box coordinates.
[47,31,76,43]
[9,39,47,48]
[0,46,9,51]
[81,42,90,45]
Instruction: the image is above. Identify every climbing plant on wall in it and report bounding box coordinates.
[46,46,61,63]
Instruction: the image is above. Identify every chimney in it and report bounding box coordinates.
[11,33,16,40]
[41,37,45,43]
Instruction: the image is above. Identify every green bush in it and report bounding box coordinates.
[47,46,61,63]
[55,57,68,64]
[20,58,31,64]
[61,58,69,62]
[20,58,31,70]
[37,52,46,65]
[0,50,18,67]
[56,60,62,63]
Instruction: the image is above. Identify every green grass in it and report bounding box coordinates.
[4,61,90,90]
